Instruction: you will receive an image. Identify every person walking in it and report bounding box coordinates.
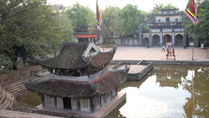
[162,45,166,52]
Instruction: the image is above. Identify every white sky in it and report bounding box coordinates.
[47,0,188,12]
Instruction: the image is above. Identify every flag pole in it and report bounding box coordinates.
[192,0,198,60]
[192,25,195,60]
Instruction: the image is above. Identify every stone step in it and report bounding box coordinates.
[0,92,14,110]
[8,94,15,108]
[4,93,14,109]
[10,86,26,95]
[4,80,24,90]
[7,83,25,92]
[2,75,45,98]
[0,89,6,104]
[0,88,5,100]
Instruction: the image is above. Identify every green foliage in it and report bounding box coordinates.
[101,6,122,40]
[66,3,96,32]
[155,4,176,10]
[195,0,209,43]
[120,4,139,35]
[139,10,149,33]
[0,54,12,73]
[101,5,149,42]
[0,0,73,69]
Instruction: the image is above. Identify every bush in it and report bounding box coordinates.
[0,55,12,74]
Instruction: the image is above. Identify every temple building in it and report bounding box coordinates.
[24,41,129,117]
[143,8,186,47]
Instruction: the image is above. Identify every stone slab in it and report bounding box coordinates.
[0,110,63,118]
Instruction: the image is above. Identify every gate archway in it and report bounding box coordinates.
[152,35,160,46]
[142,37,149,46]
[163,34,172,45]
[175,34,183,47]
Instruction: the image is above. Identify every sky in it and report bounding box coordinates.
[47,0,188,12]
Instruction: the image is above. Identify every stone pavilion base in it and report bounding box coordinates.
[33,92,126,118]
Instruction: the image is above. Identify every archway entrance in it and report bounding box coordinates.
[142,37,149,46]
[175,34,183,47]
[163,34,172,45]
[152,35,160,46]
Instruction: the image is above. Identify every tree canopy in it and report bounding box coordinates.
[195,0,209,43]
[101,6,122,40]
[66,3,96,33]
[183,0,209,43]
[0,0,73,71]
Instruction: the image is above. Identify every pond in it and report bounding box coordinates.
[107,65,209,118]
[15,65,209,118]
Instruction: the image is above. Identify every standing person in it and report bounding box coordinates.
[162,45,166,52]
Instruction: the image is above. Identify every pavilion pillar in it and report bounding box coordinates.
[44,95,55,108]
[160,32,163,45]
[80,98,91,112]
[56,97,64,109]
[172,32,175,45]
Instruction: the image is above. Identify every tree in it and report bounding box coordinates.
[183,67,209,117]
[66,3,96,32]
[120,4,139,35]
[101,6,123,41]
[195,0,209,43]
[0,0,72,69]
[139,10,149,33]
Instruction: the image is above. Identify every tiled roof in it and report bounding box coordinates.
[24,67,129,98]
[38,42,116,70]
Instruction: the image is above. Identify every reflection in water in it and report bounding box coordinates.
[183,67,209,118]
[107,65,209,118]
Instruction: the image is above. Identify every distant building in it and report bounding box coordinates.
[143,8,186,47]
[115,8,197,47]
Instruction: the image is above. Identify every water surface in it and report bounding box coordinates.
[107,65,209,118]
[15,65,209,118]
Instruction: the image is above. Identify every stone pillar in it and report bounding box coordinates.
[44,95,55,108]
[91,96,100,112]
[111,88,116,98]
[149,32,153,47]
[71,99,79,111]
[80,98,91,112]
[56,97,64,109]
[183,31,187,47]
[101,94,107,106]
[160,32,163,45]
[172,32,175,45]
[107,92,112,102]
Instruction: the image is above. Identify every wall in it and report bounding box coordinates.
[115,38,139,46]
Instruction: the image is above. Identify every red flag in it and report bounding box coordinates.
[185,0,199,24]
[96,0,102,30]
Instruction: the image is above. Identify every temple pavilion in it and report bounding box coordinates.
[25,41,129,117]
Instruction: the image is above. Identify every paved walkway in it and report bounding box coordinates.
[101,46,209,61]
[0,110,63,118]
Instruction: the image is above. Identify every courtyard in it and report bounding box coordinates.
[101,46,209,61]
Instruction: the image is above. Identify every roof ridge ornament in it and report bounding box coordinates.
[82,41,100,62]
